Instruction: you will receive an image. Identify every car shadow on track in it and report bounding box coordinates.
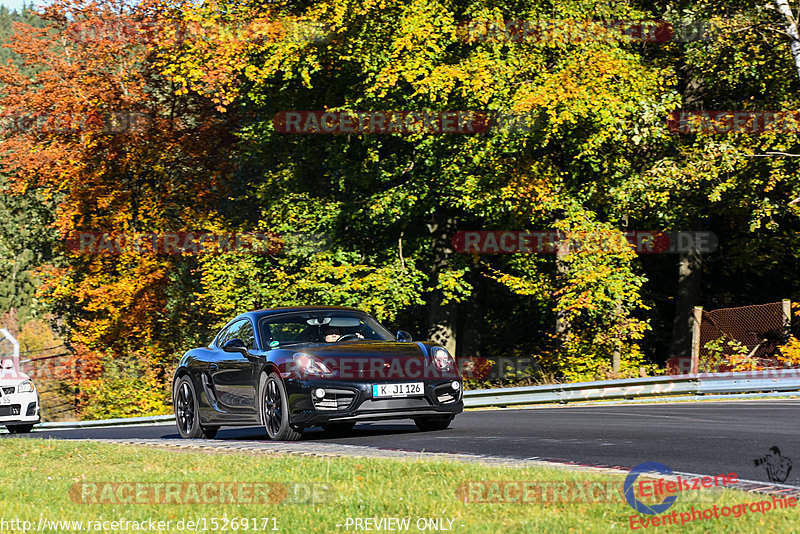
[301,424,421,441]
[209,423,423,442]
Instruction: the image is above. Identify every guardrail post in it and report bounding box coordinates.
[691,307,702,374]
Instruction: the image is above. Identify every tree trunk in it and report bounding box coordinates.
[457,263,484,359]
[775,0,800,81]
[670,249,702,358]
[426,215,457,354]
[555,230,570,335]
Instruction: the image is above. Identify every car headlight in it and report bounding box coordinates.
[18,380,34,393]
[293,353,332,376]
[431,346,455,372]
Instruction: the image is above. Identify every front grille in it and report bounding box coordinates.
[312,389,356,411]
[1,387,14,395]
[359,398,430,410]
[26,402,37,416]
[435,384,459,404]
[0,404,21,417]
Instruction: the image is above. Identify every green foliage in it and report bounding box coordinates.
[199,252,426,326]
[554,339,660,382]
[172,0,672,384]
[703,336,759,372]
[552,214,651,371]
[77,353,171,420]
[0,4,46,75]
[0,176,60,323]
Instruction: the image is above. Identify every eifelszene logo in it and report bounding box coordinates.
[624,462,678,515]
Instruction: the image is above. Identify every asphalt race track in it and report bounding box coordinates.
[9,400,800,486]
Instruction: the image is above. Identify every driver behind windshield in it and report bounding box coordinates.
[320,325,343,342]
[319,323,365,342]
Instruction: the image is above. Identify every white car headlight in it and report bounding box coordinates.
[293,353,332,376]
[431,346,455,372]
[18,380,34,393]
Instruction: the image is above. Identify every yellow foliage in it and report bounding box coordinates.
[777,336,800,367]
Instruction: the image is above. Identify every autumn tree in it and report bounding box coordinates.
[0,0,237,416]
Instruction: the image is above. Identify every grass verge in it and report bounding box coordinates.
[1,438,797,533]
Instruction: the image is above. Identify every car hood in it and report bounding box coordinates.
[294,341,428,359]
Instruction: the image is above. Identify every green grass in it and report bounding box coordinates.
[1,439,797,533]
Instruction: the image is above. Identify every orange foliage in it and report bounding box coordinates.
[0,0,235,393]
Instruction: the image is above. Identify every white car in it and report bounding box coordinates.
[0,359,40,433]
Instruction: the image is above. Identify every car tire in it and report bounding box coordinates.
[259,372,301,441]
[321,422,356,435]
[6,424,34,434]
[173,375,217,439]
[414,415,454,432]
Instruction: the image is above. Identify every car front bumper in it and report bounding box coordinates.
[0,390,40,426]
[286,378,463,427]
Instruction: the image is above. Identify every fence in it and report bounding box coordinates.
[669,300,793,374]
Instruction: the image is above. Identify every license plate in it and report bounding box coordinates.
[372,382,424,398]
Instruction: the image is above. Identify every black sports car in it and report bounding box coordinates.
[172,306,463,440]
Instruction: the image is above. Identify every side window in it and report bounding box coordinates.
[236,320,256,350]
[216,319,245,348]
[214,324,232,348]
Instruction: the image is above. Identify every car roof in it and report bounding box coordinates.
[234,306,367,322]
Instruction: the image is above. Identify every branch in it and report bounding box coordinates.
[398,232,406,271]
[743,151,800,157]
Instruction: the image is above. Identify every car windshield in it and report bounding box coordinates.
[259,311,395,347]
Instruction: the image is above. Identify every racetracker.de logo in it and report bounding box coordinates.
[66,18,332,46]
[273,111,549,135]
[456,19,712,44]
[64,232,330,255]
[288,356,460,381]
[0,111,151,134]
[456,480,628,503]
[68,482,329,504]
[66,232,283,255]
[667,111,800,134]
[274,111,492,134]
[451,231,717,254]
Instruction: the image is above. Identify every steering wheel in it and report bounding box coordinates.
[336,333,360,342]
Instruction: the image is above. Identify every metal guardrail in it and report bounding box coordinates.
[23,369,800,430]
[463,369,800,407]
[38,414,174,429]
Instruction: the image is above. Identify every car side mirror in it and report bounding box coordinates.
[396,330,413,342]
[223,338,248,354]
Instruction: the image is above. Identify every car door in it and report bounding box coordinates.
[210,318,259,419]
